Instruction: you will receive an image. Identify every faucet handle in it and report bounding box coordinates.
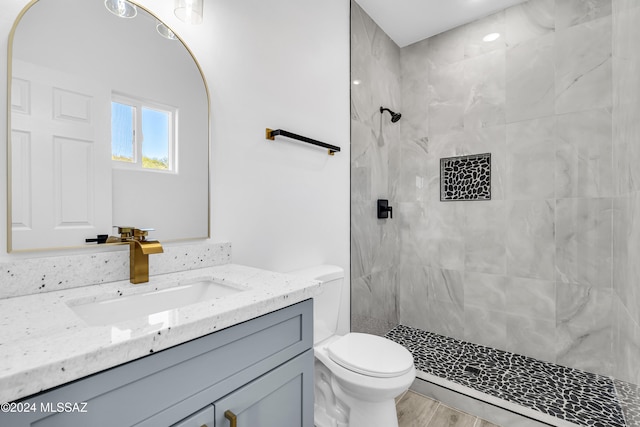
[114,226,135,240]
[133,228,155,241]
[114,226,157,241]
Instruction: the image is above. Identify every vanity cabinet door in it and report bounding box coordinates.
[214,349,314,427]
[171,405,214,427]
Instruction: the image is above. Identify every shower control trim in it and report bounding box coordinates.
[377,199,393,219]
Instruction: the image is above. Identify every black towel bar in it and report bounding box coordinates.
[265,128,341,156]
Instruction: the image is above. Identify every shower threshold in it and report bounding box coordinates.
[385,325,640,427]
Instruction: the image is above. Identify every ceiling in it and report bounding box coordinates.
[354,0,528,48]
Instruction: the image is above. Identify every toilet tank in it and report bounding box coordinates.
[289,265,344,344]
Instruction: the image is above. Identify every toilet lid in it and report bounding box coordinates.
[327,333,414,378]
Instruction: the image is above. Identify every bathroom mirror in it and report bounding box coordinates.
[8,0,210,252]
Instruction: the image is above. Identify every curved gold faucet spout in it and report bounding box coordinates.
[132,239,164,255]
[116,227,164,284]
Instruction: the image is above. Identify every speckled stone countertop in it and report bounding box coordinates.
[0,264,322,403]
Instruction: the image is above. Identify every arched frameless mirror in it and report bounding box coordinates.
[7,0,210,252]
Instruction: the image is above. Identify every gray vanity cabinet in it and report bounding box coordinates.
[213,350,312,427]
[1,300,314,427]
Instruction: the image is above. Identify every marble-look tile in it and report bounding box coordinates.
[351,274,374,319]
[613,297,640,385]
[506,116,556,200]
[555,284,613,376]
[505,0,555,48]
[397,202,428,268]
[612,196,631,315]
[350,1,400,75]
[626,191,640,323]
[612,7,640,196]
[555,197,612,288]
[400,75,429,143]
[463,272,507,311]
[504,276,556,320]
[415,268,466,340]
[555,17,612,114]
[425,299,466,341]
[506,199,555,281]
[463,51,506,131]
[464,11,506,59]
[401,38,430,82]
[398,265,431,331]
[429,61,466,136]
[556,0,612,30]
[506,314,556,362]
[464,201,506,275]
[428,25,467,67]
[505,33,555,123]
[613,193,640,326]
[556,108,613,198]
[420,202,466,270]
[614,0,640,13]
[464,305,507,350]
[370,267,399,326]
[401,203,464,274]
[425,267,465,306]
[350,201,399,279]
[396,138,430,203]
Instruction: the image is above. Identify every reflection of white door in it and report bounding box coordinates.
[10,59,112,251]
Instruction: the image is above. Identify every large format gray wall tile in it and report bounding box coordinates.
[505,33,555,123]
[351,0,638,384]
[555,16,612,114]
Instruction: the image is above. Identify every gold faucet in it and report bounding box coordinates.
[115,227,164,284]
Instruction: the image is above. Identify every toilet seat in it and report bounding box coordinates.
[327,333,414,378]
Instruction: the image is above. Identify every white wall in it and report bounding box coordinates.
[1,0,351,332]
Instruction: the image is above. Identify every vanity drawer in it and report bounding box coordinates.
[0,299,313,427]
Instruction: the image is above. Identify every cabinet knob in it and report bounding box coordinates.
[224,410,238,427]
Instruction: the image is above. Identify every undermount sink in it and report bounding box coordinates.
[68,279,244,326]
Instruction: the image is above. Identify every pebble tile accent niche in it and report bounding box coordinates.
[386,325,640,427]
[440,153,491,201]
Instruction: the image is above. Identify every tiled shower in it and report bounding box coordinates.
[350,0,640,422]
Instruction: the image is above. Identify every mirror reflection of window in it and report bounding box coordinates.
[142,107,171,171]
[111,101,135,163]
[111,95,176,172]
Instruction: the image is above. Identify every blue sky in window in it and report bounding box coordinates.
[142,108,169,160]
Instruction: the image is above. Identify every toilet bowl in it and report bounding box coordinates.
[289,265,415,427]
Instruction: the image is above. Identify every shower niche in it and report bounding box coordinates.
[440,153,491,201]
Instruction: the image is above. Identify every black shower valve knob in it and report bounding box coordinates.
[377,199,393,219]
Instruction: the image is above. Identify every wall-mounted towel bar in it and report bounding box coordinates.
[265,128,341,156]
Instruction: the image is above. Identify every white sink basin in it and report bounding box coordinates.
[68,279,244,326]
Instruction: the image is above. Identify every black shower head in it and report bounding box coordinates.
[380,106,401,123]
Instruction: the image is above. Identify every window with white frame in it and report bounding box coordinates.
[110,94,177,172]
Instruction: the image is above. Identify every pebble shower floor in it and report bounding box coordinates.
[386,325,640,427]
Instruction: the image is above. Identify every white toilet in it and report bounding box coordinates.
[290,265,416,427]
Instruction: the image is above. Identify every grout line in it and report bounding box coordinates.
[424,402,441,426]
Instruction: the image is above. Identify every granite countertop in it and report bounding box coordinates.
[0,264,322,403]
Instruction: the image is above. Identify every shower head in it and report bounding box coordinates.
[380,106,401,123]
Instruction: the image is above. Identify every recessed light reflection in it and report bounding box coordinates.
[156,21,178,40]
[482,32,500,42]
[104,0,137,18]
[352,79,362,85]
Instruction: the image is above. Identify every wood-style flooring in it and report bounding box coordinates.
[397,391,500,427]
